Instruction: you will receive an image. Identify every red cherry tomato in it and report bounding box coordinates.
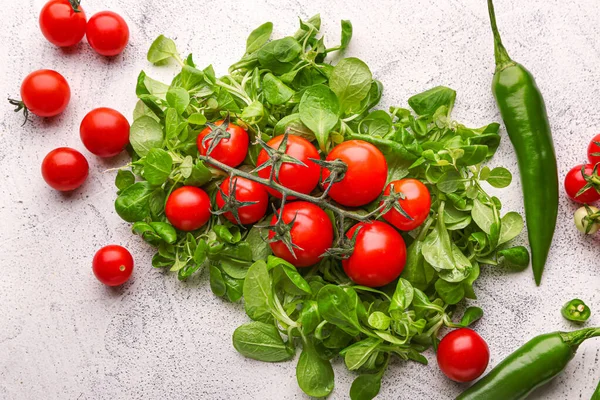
[165,186,211,231]
[564,164,600,204]
[437,328,490,383]
[41,147,89,191]
[256,135,321,198]
[216,176,269,225]
[322,140,388,207]
[20,70,70,117]
[80,107,130,157]
[92,245,134,286]
[342,221,406,287]
[587,134,600,166]
[197,120,249,168]
[39,0,87,47]
[382,179,431,231]
[86,11,129,56]
[268,201,333,267]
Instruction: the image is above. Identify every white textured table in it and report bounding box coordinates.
[2,0,600,398]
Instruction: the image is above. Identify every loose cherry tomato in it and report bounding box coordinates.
[216,176,269,225]
[86,11,129,56]
[41,147,89,191]
[19,69,70,117]
[80,107,130,157]
[322,140,387,207]
[165,186,211,231]
[588,133,600,166]
[197,120,249,168]
[437,328,490,382]
[564,164,600,204]
[92,245,134,286]
[342,221,406,287]
[39,0,87,47]
[268,201,333,267]
[256,135,321,198]
[382,179,431,231]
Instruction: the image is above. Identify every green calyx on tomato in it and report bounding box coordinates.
[561,299,591,323]
[574,205,600,235]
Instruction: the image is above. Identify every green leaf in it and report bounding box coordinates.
[358,110,392,137]
[389,278,414,314]
[209,265,227,296]
[273,113,314,141]
[339,20,353,51]
[147,35,179,65]
[341,337,382,370]
[498,246,530,270]
[240,100,264,122]
[296,338,334,398]
[317,285,360,336]
[486,167,512,188]
[246,225,271,260]
[460,307,484,326]
[114,182,153,222]
[184,161,212,186]
[246,22,273,54]
[166,86,190,115]
[243,261,274,323]
[130,116,164,157]
[350,373,382,400]
[142,148,172,186]
[400,240,436,291]
[408,86,456,116]
[268,256,312,295]
[148,187,166,218]
[329,57,372,113]
[233,321,294,362]
[188,113,207,125]
[435,279,465,305]
[224,275,244,302]
[257,37,302,75]
[498,212,524,245]
[149,222,177,244]
[299,301,321,335]
[115,170,135,191]
[137,71,169,100]
[213,225,242,244]
[471,198,495,234]
[437,170,463,194]
[422,214,455,271]
[299,84,340,151]
[133,100,159,122]
[263,73,295,105]
[193,239,209,265]
[368,312,391,330]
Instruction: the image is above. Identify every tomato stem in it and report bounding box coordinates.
[8,98,29,126]
[68,0,82,13]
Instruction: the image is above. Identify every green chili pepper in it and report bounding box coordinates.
[562,299,591,323]
[592,380,600,400]
[487,0,558,285]
[457,327,600,400]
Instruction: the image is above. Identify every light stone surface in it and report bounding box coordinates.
[1,0,600,399]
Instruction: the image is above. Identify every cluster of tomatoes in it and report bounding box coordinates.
[564,134,600,234]
[15,0,133,286]
[184,121,432,288]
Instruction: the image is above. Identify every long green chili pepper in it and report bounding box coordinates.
[457,327,600,400]
[592,380,600,400]
[487,0,558,285]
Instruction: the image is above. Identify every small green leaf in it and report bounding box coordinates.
[243,261,274,323]
[114,182,153,222]
[350,373,382,400]
[368,312,391,330]
[487,167,512,188]
[130,116,164,157]
[142,148,172,186]
[188,113,207,125]
[147,35,179,65]
[246,22,274,54]
[435,279,465,305]
[166,87,190,115]
[149,222,177,244]
[263,73,295,105]
[408,86,456,116]
[329,57,372,113]
[233,321,294,362]
[460,307,484,326]
[299,84,340,151]
[296,338,334,398]
[115,170,135,191]
[209,265,227,296]
[498,212,524,245]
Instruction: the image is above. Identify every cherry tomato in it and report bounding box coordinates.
[20,69,70,117]
[39,0,87,47]
[588,133,600,166]
[437,328,490,382]
[268,201,333,267]
[256,135,321,198]
[80,107,130,157]
[216,176,269,225]
[86,11,129,56]
[165,186,211,231]
[382,179,431,231]
[92,245,134,286]
[342,221,406,287]
[322,140,387,207]
[41,147,89,191]
[197,120,249,168]
[564,164,600,204]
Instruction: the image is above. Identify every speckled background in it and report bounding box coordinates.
[1,0,600,399]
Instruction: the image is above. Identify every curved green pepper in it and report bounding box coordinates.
[592,380,600,400]
[457,327,600,400]
[487,0,558,285]
[562,299,591,323]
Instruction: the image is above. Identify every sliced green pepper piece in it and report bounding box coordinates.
[561,299,591,323]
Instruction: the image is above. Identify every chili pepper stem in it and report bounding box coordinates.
[560,327,600,347]
[487,0,514,70]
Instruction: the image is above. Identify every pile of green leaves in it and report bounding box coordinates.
[114,15,529,399]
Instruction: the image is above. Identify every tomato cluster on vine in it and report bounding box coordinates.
[167,120,432,288]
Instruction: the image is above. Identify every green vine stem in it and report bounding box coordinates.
[197,154,384,222]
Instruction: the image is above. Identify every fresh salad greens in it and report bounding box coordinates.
[115,15,528,399]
